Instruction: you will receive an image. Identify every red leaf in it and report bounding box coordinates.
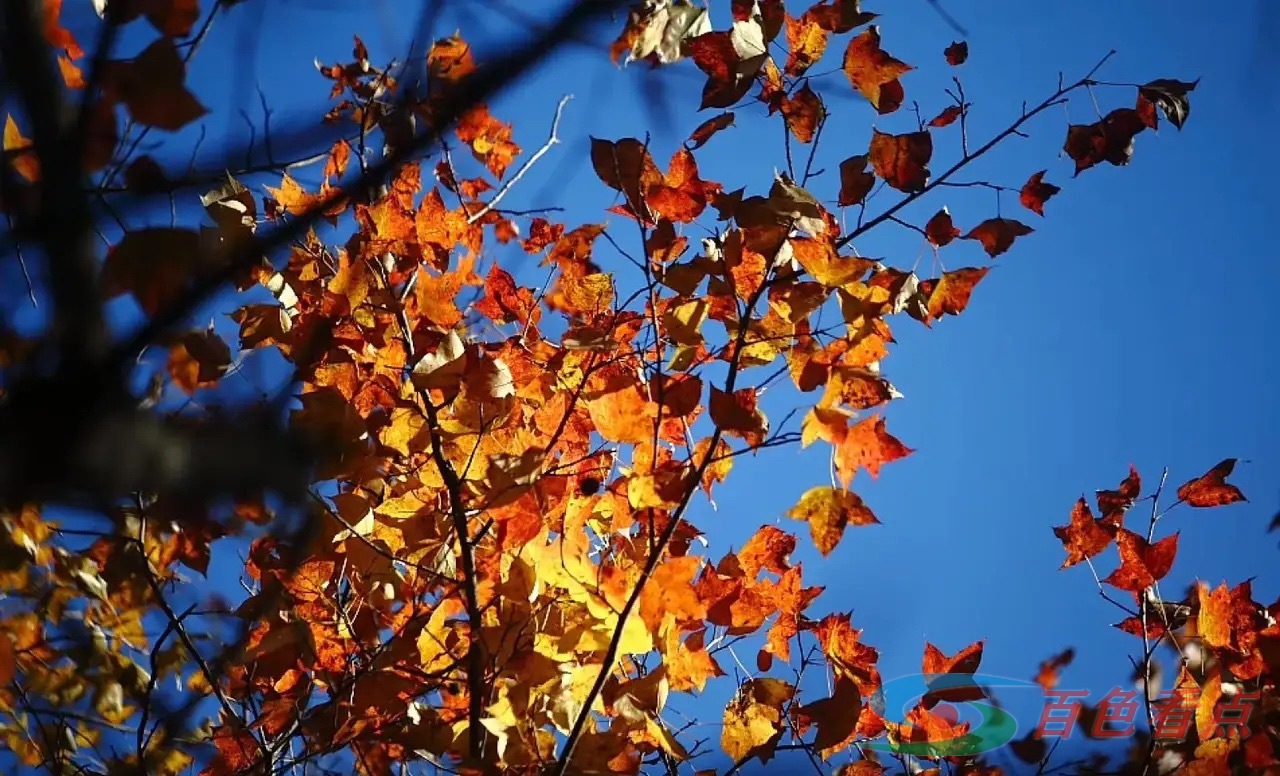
[1176,459,1247,508]
[1019,170,1060,216]
[944,40,968,66]
[927,104,962,128]
[924,208,959,247]
[868,129,931,192]
[688,112,735,150]
[1103,529,1178,593]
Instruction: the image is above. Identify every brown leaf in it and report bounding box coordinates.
[868,129,931,192]
[1064,108,1147,175]
[963,218,1033,258]
[167,326,232,394]
[924,208,959,247]
[837,154,875,206]
[109,37,208,131]
[944,40,968,66]
[1053,498,1115,569]
[688,112,735,149]
[781,83,824,143]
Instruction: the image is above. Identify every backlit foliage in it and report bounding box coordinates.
[0,2,1272,776]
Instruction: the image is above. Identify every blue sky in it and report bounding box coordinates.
[41,0,1280,771]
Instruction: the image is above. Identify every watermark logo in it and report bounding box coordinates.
[866,673,1040,757]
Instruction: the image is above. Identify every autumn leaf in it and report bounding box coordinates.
[1176,459,1246,508]
[833,415,913,488]
[927,104,962,128]
[721,678,795,763]
[167,327,232,395]
[1064,107,1148,175]
[456,104,521,178]
[921,640,985,708]
[709,386,768,447]
[808,0,877,34]
[1019,170,1060,216]
[868,129,931,192]
[784,13,829,76]
[842,26,911,114]
[786,486,879,556]
[688,112,735,149]
[1034,647,1075,691]
[924,207,959,247]
[1139,78,1198,130]
[964,218,1033,258]
[1096,464,1141,524]
[837,154,875,206]
[944,41,968,66]
[1053,498,1115,569]
[108,38,208,131]
[800,677,862,753]
[781,83,825,143]
[925,267,989,322]
[1103,529,1179,593]
[4,115,39,182]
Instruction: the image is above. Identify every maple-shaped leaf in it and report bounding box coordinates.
[1139,78,1199,130]
[1033,647,1075,691]
[1064,107,1148,175]
[924,207,959,247]
[784,12,829,76]
[781,83,825,143]
[1176,459,1246,508]
[833,415,913,488]
[107,38,208,131]
[721,678,795,763]
[737,525,796,578]
[1096,464,1141,524]
[456,104,521,178]
[963,217,1033,258]
[800,677,862,754]
[688,112,735,149]
[709,386,768,447]
[1019,170,1060,216]
[590,137,662,218]
[842,26,911,114]
[685,25,768,110]
[1103,529,1179,593]
[1053,498,1115,569]
[926,266,989,322]
[837,154,875,206]
[944,40,968,66]
[921,640,985,708]
[167,326,232,395]
[808,0,878,33]
[868,129,931,192]
[786,486,879,556]
[102,228,203,315]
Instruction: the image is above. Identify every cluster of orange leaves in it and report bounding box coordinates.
[1052,462,1280,774]
[0,1,1253,776]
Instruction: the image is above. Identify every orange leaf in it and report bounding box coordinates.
[842,26,911,114]
[781,83,825,143]
[786,486,879,556]
[927,104,962,128]
[868,129,931,192]
[1103,529,1179,593]
[1176,459,1246,508]
[963,217,1033,258]
[167,327,232,395]
[737,525,796,578]
[784,13,829,76]
[1033,647,1075,691]
[921,640,985,707]
[833,414,912,487]
[456,104,521,179]
[1052,498,1115,569]
[4,115,39,182]
[926,267,989,322]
